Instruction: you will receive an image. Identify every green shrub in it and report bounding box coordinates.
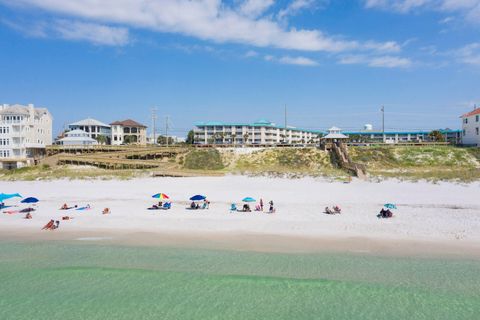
[184,149,224,170]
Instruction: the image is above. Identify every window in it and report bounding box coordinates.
[477,115,479,122]
[465,118,468,124]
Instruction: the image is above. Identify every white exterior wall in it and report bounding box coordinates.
[0,104,53,168]
[462,112,480,146]
[194,124,320,145]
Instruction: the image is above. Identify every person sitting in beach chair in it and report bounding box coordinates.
[53,221,60,230]
[42,220,55,230]
[325,207,335,215]
[378,208,393,218]
[255,204,261,211]
[333,206,342,214]
[102,208,111,215]
[190,201,196,209]
[163,202,172,210]
[242,204,251,212]
[25,212,32,219]
[230,203,238,212]
[201,202,208,210]
[268,204,276,214]
[60,203,69,210]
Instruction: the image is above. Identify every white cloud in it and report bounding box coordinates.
[339,54,412,68]
[363,0,480,23]
[244,50,259,57]
[278,55,319,66]
[455,43,480,65]
[278,0,323,19]
[0,17,129,46]
[240,0,274,17]
[54,20,129,46]
[263,54,319,66]
[0,0,400,54]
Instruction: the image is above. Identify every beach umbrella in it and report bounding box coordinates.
[21,197,39,204]
[190,195,206,201]
[242,197,256,203]
[0,193,22,202]
[152,193,170,200]
[384,203,397,209]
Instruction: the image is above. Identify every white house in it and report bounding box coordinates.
[68,118,111,144]
[57,129,98,146]
[461,107,480,146]
[0,104,53,169]
[110,119,147,145]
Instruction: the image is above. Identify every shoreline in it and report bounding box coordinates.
[2,228,480,260]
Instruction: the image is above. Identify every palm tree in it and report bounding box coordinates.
[231,133,237,145]
[243,132,250,145]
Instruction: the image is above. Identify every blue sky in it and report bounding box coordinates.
[1,0,479,137]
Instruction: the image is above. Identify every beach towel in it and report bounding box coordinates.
[76,206,91,211]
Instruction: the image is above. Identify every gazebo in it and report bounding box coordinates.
[323,127,349,141]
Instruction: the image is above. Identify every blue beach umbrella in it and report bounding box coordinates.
[21,197,39,204]
[190,195,206,201]
[384,203,397,210]
[242,197,256,203]
[0,193,22,202]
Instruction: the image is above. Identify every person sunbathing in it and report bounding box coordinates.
[62,216,74,220]
[25,213,32,219]
[42,219,55,230]
[325,207,335,215]
[190,201,196,209]
[102,208,111,215]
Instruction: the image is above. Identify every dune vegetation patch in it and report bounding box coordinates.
[183,149,225,170]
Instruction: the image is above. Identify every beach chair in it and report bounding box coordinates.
[230,204,238,212]
[163,202,172,210]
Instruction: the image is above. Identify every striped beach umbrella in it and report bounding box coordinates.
[152,193,170,200]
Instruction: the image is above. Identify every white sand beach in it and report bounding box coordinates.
[1,176,480,256]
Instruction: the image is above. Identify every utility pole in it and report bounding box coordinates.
[284,104,287,143]
[381,105,385,143]
[151,107,157,145]
[165,115,169,147]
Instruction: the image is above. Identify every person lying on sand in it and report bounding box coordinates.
[42,220,55,230]
[62,216,73,220]
[25,213,32,219]
[102,208,111,215]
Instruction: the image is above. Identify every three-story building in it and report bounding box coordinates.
[0,104,53,169]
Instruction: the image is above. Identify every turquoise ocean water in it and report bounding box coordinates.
[0,241,479,320]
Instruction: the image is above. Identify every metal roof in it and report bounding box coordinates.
[70,118,110,127]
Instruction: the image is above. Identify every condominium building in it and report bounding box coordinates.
[68,118,111,144]
[110,119,147,145]
[0,104,53,169]
[194,120,321,145]
[461,107,480,146]
[345,128,462,144]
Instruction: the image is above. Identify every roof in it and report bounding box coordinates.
[344,129,462,135]
[70,118,110,127]
[0,104,51,119]
[461,108,480,118]
[323,133,349,139]
[194,120,321,134]
[65,129,89,136]
[110,119,147,128]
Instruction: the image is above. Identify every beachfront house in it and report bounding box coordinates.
[57,129,98,146]
[110,119,147,145]
[194,120,321,145]
[0,103,53,169]
[461,107,480,146]
[68,118,111,144]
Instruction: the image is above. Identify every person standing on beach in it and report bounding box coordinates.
[260,199,264,212]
